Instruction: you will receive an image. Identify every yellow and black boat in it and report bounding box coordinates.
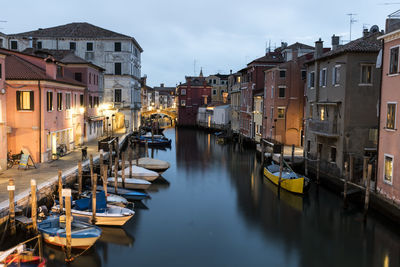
[263,162,310,194]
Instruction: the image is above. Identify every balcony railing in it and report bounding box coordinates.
[308,119,338,136]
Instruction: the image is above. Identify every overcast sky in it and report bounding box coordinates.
[0,0,398,87]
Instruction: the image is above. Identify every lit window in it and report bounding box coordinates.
[181,100,186,106]
[386,103,396,130]
[384,155,393,184]
[277,107,285,118]
[320,105,326,121]
[361,65,372,84]
[16,91,33,111]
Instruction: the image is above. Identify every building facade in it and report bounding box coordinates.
[228,73,241,134]
[0,52,6,171]
[304,30,381,178]
[253,93,263,143]
[206,74,229,103]
[263,43,314,146]
[177,74,211,126]
[377,19,400,204]
[6,22,143,132]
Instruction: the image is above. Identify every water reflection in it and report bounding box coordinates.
[44,244,101,267]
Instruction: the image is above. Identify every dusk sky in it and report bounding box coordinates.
[0,0,398,87]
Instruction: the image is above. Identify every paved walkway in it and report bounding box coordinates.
[0,131,129,211]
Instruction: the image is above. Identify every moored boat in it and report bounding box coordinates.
[81,191,129,207]
[0,237,46,267]
[38,215,101,249]
[107,177,151,190]
[118,166,159,181]
[263,162,310,194]
[136,157,170,174]
[97,185,150,201]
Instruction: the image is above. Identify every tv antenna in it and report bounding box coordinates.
[347,13,357,41]
[0,20,7,30]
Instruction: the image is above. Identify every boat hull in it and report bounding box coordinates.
[263,167,305,194]
[42,233,99,249]
[70,209,134,226]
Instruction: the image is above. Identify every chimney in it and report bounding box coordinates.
[315,38,323,58]
[331,34,340,50]
[45,58,57,79]
[160,83,164,87]
[230,69,232,74]
[281,42,288,49]
[363,28,369,38]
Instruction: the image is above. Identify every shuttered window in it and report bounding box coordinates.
[47,91,53,111]
[16,91,34,111]
[57,92,63,111]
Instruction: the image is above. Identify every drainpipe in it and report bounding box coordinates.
[375,39,384,192]
[38,80,42,162]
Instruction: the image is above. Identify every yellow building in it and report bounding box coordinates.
[207,74,229,103]
[253,93,264,143]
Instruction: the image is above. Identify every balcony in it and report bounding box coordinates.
[308,119,339,137]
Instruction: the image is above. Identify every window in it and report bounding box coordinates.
[384,155,394,184]
[333,66,340,85]
[319,105,326,121]
[80,94,84,107]
[70,42,76,51]
[271,86,274,99]
[114,89,122,102]
[0,38,3,48]
[389,47,399,74]
[0,63,2,79]
[86,42,93,51]
[181,100,186,106]
[361,65,372,84]
[89,95,93,108]
[181,89,186,95]
[308,72,315,88]
[16,91,34,111]
[279,70,286,78]
[320,68,327,87]
[89,73,91,84]
[308,104,313,119]
[74,94,77,108]
[57,92,63,111]
[47,91,53,111]
[277,107,285,119]
[47,133,51,150]
[270,107,274,120]
[212,89,217,95]
[115,63,122,75]
[57,66,63,77]
[213,79,216,84]
[115,42,121,52]
[74,72,82,82]
[65,93,71,110]
[307,140,311,153]
[11,40,18,50]
[278,86,286,98]
[37,41,42,49]
[386,103,396,130]
[330,147,336,163]
[301,70,307,80]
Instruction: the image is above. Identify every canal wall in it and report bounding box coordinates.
[0,132,130,228]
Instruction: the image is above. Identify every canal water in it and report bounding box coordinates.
[43,128,400,267]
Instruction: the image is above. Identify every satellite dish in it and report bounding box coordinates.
[370,25,379,33]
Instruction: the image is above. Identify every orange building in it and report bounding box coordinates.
[1,48,86,163]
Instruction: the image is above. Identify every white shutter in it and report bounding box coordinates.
[319,70,322,86]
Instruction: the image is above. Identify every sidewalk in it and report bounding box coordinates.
[0,131,130,215]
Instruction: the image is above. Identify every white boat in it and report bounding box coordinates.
[137,157,170,174]
[117,166,159,181]
[81,191,129,207]
[108,177,151,190]
[53,192,135,226]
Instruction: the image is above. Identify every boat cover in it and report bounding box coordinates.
[75,191,107,212]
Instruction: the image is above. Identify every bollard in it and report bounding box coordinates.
[78,161,83,196]
[129,146,133,178]
[103,165,108,202]
[364,164,373,217]
[343,161,348,208]
[121,153,126,188]
[31,179,37,233]
[58,170,63,212]
[91,174,97,225]
[62,188,72,262]
[8,179,16,235]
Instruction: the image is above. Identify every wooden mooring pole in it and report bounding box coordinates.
[108,142,113,177]
[278,146,284,192]
[102,165,108,202]
[343,161,348,208]
[121,153,126,188]
[145,140,149,157]
[136,143,139,166]
[30,179,37,233]
[91,174,97,225]
[8,178,16,235]
[291,144,295,166]
[114,152,119,195]
[63,188,72,262]
[304,152,309,177]
[129,146,133,178]
[58,170,63,212]
[89,154,94,181]
[100,152,104,178]
[78,161,83,196]
[364,164,373,219]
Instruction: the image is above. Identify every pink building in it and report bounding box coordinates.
[377,23,400,204]
[0,52,6,170]
[1,48,86,163]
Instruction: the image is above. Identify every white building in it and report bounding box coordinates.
[5,22,143,132]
